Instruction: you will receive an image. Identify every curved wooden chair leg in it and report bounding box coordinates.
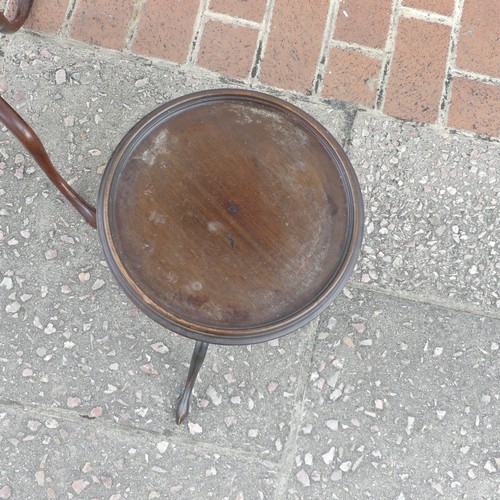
[0,96,97,227]
[0,0,34,33]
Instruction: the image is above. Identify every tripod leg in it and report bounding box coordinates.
[175,341,209,424]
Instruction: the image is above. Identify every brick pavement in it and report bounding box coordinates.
[10,0,497,137]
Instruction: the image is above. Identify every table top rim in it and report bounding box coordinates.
[96,88,364,345]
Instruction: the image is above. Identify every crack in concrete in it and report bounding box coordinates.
[273,319,320,500]
[350,282,500,321]
[0,398,280,469]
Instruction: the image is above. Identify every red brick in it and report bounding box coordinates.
[132,0,199,64]
[334,0,393,49]
[197,21,258,79]
[25,0,69,34]
[448,78,500,137]
[259,0,329,93]
[70,0,135,50]
[209,0,267,22]
[403,0,454,16]
[384,18,450,123]
[322,48,382,107]
[456,0,500,78]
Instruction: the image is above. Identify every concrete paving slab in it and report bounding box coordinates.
[288,288,499,499]
[0,404,277,499]
[1,290,316,457]
[348,113,500,314]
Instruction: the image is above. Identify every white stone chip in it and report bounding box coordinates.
[5,301,21,313]
[322,446,335,465]
[326,419,339,431]
[0,277,13,290]
[331,470,342,481]
[156,441,169,454]
[188,422,202,435]
[296,469,310,487]
[339,461,352,472]
[45,418,59,429]
[406,416,415,435]
[206,386,222,406]
[484,460,496,473]
[91,279,105,290]
[55,68,66,84]
[151,342,169,354]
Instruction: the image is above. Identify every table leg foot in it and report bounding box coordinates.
[175,341,209,424]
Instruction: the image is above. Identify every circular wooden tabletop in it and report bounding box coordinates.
[97,90,363,344]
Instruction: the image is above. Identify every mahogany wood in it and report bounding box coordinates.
[98,90,364,345]
[0,0,34,33]
[176,341,209,424]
